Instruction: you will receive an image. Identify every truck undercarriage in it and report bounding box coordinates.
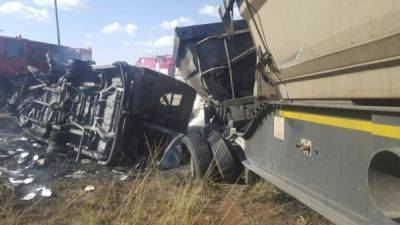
[16,60,196,165]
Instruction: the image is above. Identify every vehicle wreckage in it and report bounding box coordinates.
[10,0,400,223]
[16,60,196,165]
[173,0,400,224]
[171,19,259,181]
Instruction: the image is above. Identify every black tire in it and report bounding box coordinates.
[181,132,213,179]
[207,130,242,183]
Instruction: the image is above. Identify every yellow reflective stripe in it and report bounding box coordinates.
[279,111,400,140]
[371,123,400,140]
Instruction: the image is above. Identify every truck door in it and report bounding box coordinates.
[0,38,27,76]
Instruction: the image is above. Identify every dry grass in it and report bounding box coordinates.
[0,137,331,225]
[0,167,332,225]
[0,168,220,225]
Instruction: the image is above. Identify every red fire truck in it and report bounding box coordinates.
[135,55,175,76]
[0,35,92,105]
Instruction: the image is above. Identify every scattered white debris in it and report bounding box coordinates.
[9,177,34,184]
[80,159,91,164]
[17,158,26,164]
[84,185,96,192]
[16,148,25,152]
[66,170,86,179]
[15,137,28,142]
[32,143,43,148]
[7,150,16,155]
[112,169,125,175]
[41,188,52,197]
[119,174,129,181]
[25,162,35,169]
[24,178,34,184]
[73,171,86,175]
[36,159,45,166]
[21,193,36,201]
[20,152,30,159]
[33,154,39,161]
[0,154,9,158]
[9,177,23,184]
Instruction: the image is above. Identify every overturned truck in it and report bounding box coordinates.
[17,60,196,165]
[174,0,400,225]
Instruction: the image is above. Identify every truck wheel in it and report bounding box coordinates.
[207,130,243,183]
[181,132,213,179]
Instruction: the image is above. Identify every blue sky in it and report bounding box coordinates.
[0,0,240,64]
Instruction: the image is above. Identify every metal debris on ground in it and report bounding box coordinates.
[36,159,45,166]
[112,169,125,175]
[65,171,86,179]
[7,150,16,155]
[8,178,22,184]
[41,188,52,197]
[119,174,129,181]
[34,187,52,197]
[84,185,96,192]
[32,154,39,161]
[32,143,43,148]
[24,160,36,169]
[15,137,28,142]
[21,193,36,201]
[73,171,85,175]
[17,158,26,164]
[80,159,91,164]
[9,177,34,185]
[24,178,34,184]
[0,114,177,205]
[20,152,30,159]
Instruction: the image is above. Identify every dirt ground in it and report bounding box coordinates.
[0,115,333,225]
